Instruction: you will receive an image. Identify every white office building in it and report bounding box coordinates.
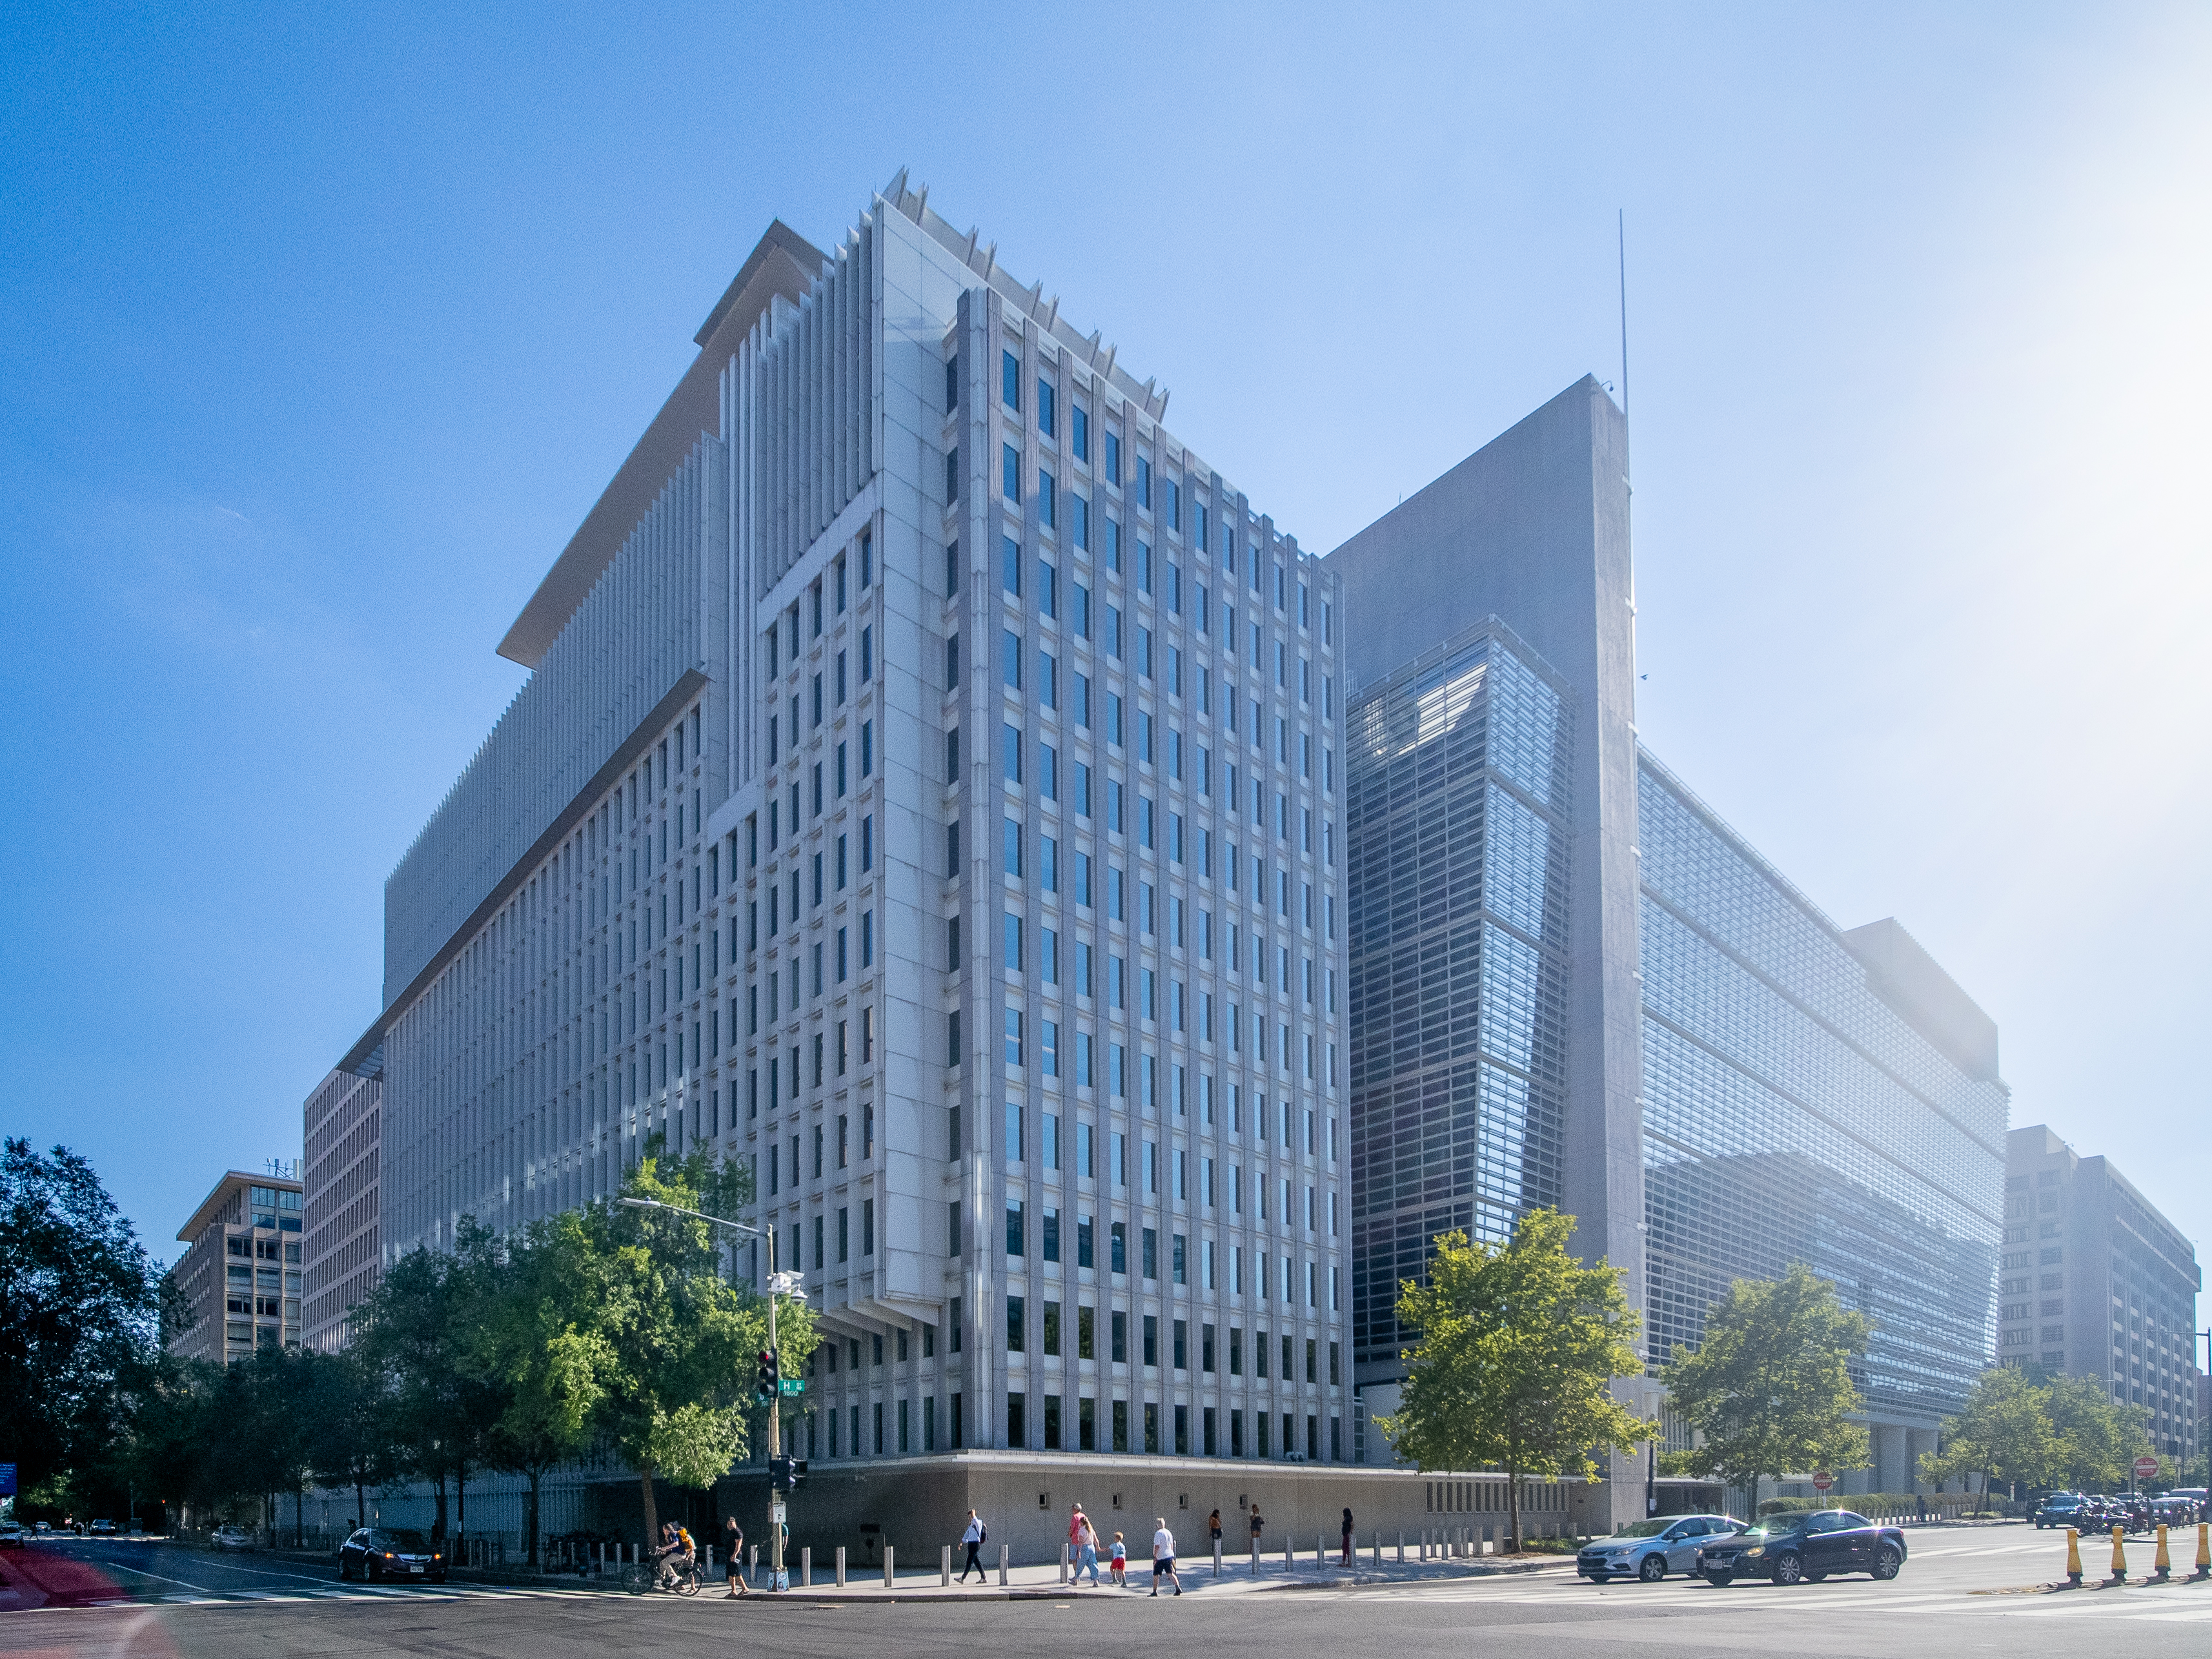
[335,178,1360,1549]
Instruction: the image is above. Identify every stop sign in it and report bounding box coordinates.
[1812,1471,1834,1493]
[2135,1456,2160,1481]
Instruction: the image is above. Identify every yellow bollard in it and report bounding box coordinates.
[2195,1522,2209,1581]
[2153,1524,2169,1582]
[2065,1527,2082,1585]
[2109,1524,2127,1584]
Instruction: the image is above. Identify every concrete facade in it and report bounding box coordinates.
[336,176,1353,1522]
[2005,1124,2201,1465]
[301,1061,381,1354]
[168,1168,305,1363]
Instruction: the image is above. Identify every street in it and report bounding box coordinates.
[3,1525,2208,1657]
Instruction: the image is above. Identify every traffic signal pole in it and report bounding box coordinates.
[767,1221,784,1593]
[618,1196,797,1593]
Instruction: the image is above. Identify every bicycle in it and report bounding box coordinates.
[622,1555,702,1596]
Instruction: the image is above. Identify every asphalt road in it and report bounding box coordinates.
[3,1526,2207,1658]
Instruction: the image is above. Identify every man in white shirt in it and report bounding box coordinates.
[1151,1518,1182,1596]
[959,1510,986,1583]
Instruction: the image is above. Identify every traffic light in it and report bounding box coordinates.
[756,1348,779,1400]
[768,1456,809,1493]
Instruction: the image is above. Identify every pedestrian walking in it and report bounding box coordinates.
[958,1509,986,1582]
[1341,1507,1355,1567]
[1110,1531,1128,1586]
[722,1516,748,1597]
[1073,1507,1102,1587]
[1151,1517,1182,1596]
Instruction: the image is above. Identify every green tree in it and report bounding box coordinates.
[357,1244,468,1538]
[302,1343,399,1532]
[0,1139,163,1493]
[576,1145,817,1552]
[2044,1372,2152,1492]
[469,1215,609,1565]
[1374,1209,1651,1552]
[1660,1263,1874,1512]
[1916,1366,2062,1505]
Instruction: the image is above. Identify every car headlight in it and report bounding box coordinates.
[1745,1546,1763,1558]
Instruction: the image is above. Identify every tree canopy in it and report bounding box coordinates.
[1660,1263,1873,1507]
[1376,1209,1651,1550]
[0,1137,163,1492]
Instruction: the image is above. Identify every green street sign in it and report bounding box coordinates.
[777,1378,806,1396]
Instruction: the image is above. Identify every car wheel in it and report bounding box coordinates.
[339,1560,353,1581]
[1806,1572,1828,1583]
[1639,1554,1666,1582]
[1704,1571,1734,1587]
[1872,1545,1902,1582]
[1772,1551,1804,1586]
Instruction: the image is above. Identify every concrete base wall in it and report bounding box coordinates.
[714,1453,1596,1569]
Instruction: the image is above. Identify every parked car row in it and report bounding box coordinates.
[1579,1511,1909,1589]
[2033,1491,2206,1533]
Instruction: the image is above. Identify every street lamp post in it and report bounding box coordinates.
[618,1197,800,1591]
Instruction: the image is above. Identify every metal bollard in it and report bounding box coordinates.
[942,1543,951,1586]
[1284,1538,1292,1572]
[836,1545,846,1587]
[1374,1531,1381,1568]
[884,1545,894,1589]
[1398,1531,1405,1565]
[1060,1543,1068,1584]
[802,1547,811,1588]
[999,1542,1008,1585]
[1213,1539,1222,1576]
[749,1543,757,1584]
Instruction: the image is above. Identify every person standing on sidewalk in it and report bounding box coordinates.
[1151,1518,1182,1596]
[1249,1503,1265,1562]
[1073,1507,1102,1587]
[958,1510,986,1582]
[1341,1508,1355,1567]
[722,1517,748,1598]
[1208,1509,1223,1554]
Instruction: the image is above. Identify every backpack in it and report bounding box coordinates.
[979,1523,988,1543]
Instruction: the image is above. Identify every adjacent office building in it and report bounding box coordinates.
[301,1061,383,1354]
[2005,1125,2201,1465]
[168,1168,305,1363]
[332,178,1352,1533]
[1332,382,2011,1502]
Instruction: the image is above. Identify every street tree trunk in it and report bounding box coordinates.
[526,1469,542,1568]
[1506,1470,1521,1554]
[638,1463,660,1558]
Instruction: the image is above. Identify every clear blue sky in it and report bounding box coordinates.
[5,3,2208,1284]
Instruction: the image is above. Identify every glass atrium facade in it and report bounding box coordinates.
[1347,625,1576,1372]
[1637,756,2005,1430]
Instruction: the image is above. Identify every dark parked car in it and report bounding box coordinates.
[339,1527,446,1583]
[2034,1492,2085,1529]
[1696,1511,1907,1586]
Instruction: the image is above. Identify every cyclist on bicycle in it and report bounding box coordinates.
[654,1522,696,1590]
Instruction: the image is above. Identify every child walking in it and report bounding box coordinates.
[1110,1531,1128,1587]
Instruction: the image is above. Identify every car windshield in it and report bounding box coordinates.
[1612,1520,1672,1538]
[383,1531,432,1550]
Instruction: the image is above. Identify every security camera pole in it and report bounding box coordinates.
[619,1197,803,1591]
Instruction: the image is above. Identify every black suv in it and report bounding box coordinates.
[1696,1511,1907,1587]
[339,1527,446,1583]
